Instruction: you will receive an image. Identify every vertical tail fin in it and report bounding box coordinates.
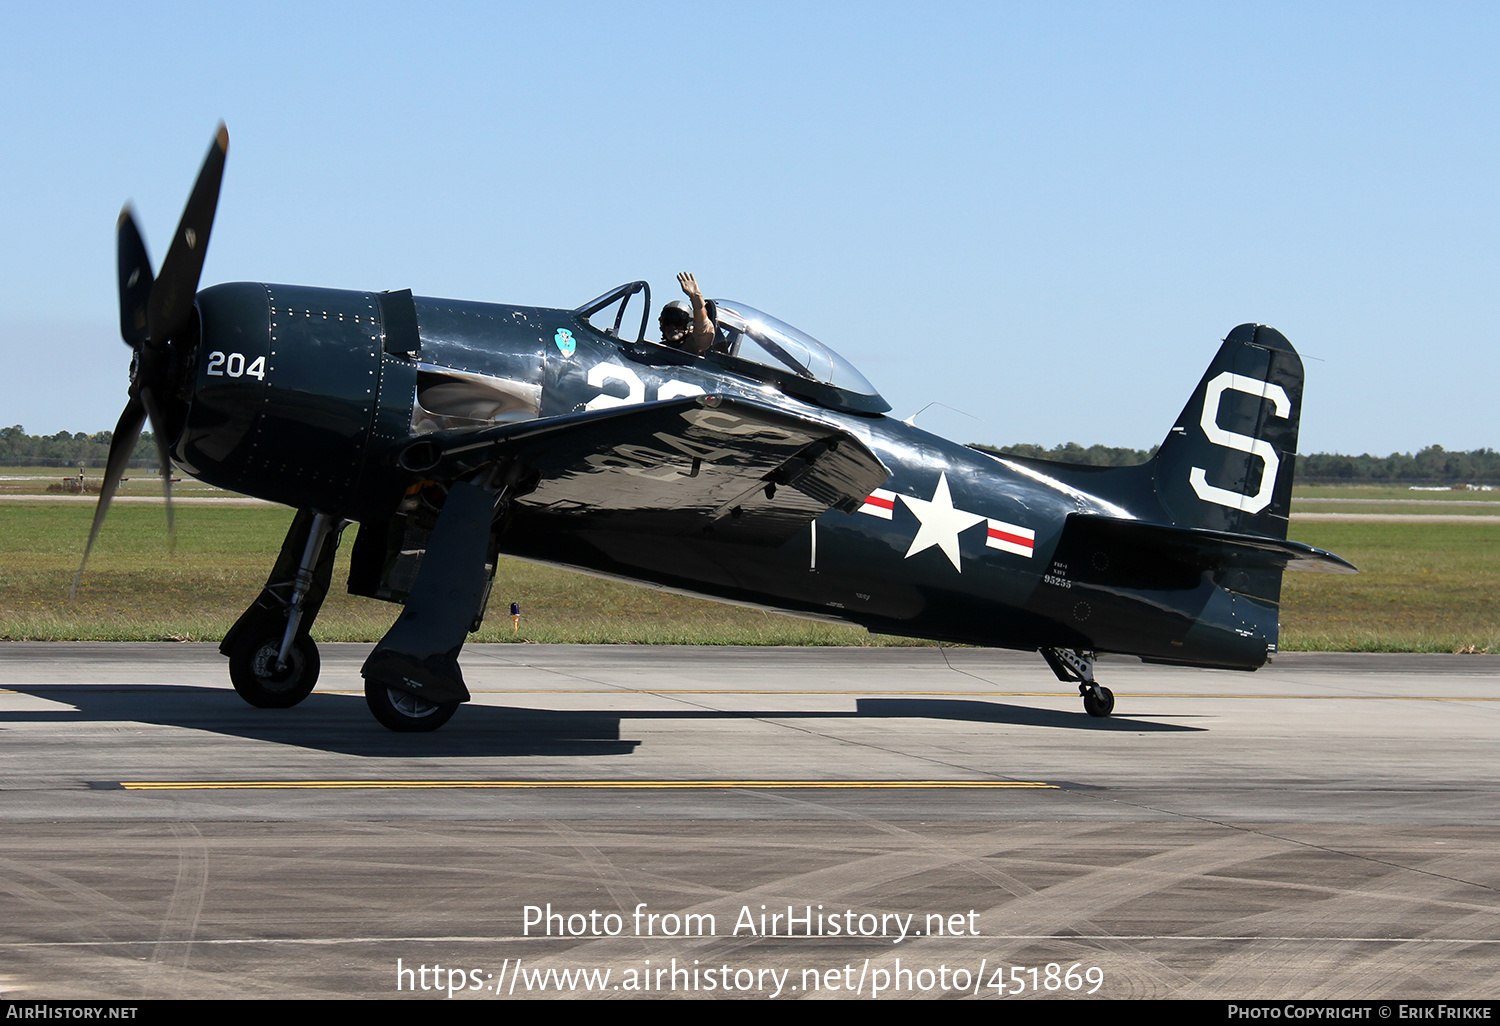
[1151,323,1303,540]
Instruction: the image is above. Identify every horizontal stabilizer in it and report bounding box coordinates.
[1069,513,1358,574]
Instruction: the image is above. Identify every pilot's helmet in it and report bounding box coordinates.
[660,300,692,327]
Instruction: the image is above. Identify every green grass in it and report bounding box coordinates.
[1294,483,1499,502]
[1292,482,1500,517]
[0,503,880,645]
[1281,521,1500,652]
[2,501,1495,652]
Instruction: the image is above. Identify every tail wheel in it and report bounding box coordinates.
[1082,684,1115,718]
[229,631,319,708]
[365,678,458,732]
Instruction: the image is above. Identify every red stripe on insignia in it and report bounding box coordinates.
[865,494,894,510]
[988,527,1033,549]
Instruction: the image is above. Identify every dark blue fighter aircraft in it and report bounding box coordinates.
[79,125,1356,731]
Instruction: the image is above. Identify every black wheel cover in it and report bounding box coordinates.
[364,677,458,732]
[229,632,320,708]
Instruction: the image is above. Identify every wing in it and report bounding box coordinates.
[415,395,890,545]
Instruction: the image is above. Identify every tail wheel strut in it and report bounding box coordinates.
[1041,647,1115,718]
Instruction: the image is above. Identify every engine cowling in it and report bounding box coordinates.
[177,282,416,515]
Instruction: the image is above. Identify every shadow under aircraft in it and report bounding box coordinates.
[1,684,1202,761]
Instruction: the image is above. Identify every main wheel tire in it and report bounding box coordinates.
[364,678,458,732]
[1083,685,1115,718]
[228,631,320,708]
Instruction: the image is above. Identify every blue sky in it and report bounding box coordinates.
[2,1,1496,455]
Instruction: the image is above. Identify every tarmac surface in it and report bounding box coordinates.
[0,643,1497,1000]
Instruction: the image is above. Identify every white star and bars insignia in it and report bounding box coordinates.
[854,473,1034,571]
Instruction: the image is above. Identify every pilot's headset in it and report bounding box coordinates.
[661,300,692,331]
[662,299,718,330]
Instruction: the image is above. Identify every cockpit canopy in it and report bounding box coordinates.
[574,281,889,415]
[706,301,889,415]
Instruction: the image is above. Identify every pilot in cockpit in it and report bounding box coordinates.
[660,271,716,355]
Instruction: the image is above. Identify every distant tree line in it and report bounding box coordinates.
[971,441,1500,485]
[1294,446,1500,485]
[0,426,158,468]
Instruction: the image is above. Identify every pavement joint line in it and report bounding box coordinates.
[1059,785,1500,896]
[0,933,1495,949]
[104,780,1059,791]
[7,687,1497,699]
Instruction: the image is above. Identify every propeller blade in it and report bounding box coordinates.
[71,397,147,600]
[147,123,228,347]
[138,386,176,553]
[116,206,154,348]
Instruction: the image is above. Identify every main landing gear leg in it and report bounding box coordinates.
[1040,647,1115,718]
[362,475,511,732]
[221,510,345,708]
